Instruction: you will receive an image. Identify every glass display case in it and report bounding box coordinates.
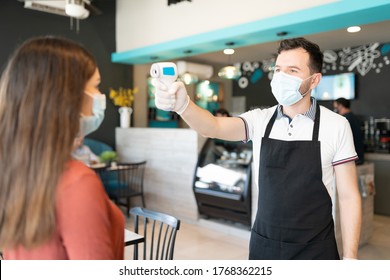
[193,138,253,226]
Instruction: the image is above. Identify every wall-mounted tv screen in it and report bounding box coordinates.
[312,72,356,100]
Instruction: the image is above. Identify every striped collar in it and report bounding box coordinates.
[276,97,317,121]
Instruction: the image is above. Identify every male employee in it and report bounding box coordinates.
[153,37,361,260]
[333,98,365,165]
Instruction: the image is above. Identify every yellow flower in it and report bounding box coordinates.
[109,87,138,107]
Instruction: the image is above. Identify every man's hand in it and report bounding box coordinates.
[152,79,190,114]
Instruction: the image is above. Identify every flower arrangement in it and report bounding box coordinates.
[109,87,138,107]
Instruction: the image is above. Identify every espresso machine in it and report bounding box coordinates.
[374,118,390,153]
[363,117,390,153]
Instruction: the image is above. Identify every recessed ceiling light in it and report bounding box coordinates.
[223,48,235,55]
[277,31,288,37]
[347,26,361,33]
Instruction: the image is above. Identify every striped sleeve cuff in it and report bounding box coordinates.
[237,116,249,143]
[332,155,359,166]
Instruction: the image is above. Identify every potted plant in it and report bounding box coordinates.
[99,151,118,166]
[109,87,138,128]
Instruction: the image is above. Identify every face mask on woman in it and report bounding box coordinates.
[271,72,313,106]
[79,92,106,137]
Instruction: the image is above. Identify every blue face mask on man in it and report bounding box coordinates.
[79,92,106,137]
[271,72,313,106]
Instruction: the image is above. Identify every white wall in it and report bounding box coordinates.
[116,0,336,52]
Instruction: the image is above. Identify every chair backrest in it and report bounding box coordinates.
[129,207,181,260]
[83,138,113,156]
[102,161,147,198]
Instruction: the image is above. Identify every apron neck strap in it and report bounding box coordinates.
[312,102,320,141]
[264,103,321,141]
[264,108,278,138]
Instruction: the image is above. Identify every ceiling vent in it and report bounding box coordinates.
[24,0,90,19]
[176,61,213,79]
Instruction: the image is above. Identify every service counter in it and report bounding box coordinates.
[365,153,390,216]
[116,128,207,221]
[335,162,375,255]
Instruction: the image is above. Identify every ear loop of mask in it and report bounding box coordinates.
[299,74,315,97]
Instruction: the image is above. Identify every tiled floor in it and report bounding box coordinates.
[358,215,390,260]
[125,214,390,260]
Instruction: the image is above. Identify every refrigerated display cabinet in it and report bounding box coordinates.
[193,138,253,226]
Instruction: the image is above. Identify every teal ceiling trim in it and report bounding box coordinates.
[112,0,390,65]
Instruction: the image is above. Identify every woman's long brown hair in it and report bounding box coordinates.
[0,36,97,249]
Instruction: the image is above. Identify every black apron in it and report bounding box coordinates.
[249,104,340,260]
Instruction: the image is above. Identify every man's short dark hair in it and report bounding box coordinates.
[278,37,323,74]
[335,97,351,109]
[214,108,230,117]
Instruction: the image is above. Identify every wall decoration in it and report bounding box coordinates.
[323,50,338,70]
[381,43,390,55]
[233,41,390,117]
[322,42,389,76]
[341,43,380,76]
[261,57,276,81]
[235,42,390,89]
[236,61,266,89]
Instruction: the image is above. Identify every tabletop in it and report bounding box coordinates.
[124,229,144,246]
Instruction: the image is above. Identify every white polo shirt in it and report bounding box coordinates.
[239,99,357,199]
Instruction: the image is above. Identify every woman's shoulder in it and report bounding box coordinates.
[57,160,103,196]
[63,159,96,178]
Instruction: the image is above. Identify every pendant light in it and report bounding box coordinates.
[218,43,241,80]
[179,72,199,85]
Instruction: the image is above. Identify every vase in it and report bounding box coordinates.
[119,106,132,128]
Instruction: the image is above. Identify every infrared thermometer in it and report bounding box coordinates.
[150,62,178,87]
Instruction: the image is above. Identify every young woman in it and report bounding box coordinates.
[0,36,124,259]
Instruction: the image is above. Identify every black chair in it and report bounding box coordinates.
[129,207,181,260]
[101,161,147,215]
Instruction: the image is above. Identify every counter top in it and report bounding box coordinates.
[365,153,390,161]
